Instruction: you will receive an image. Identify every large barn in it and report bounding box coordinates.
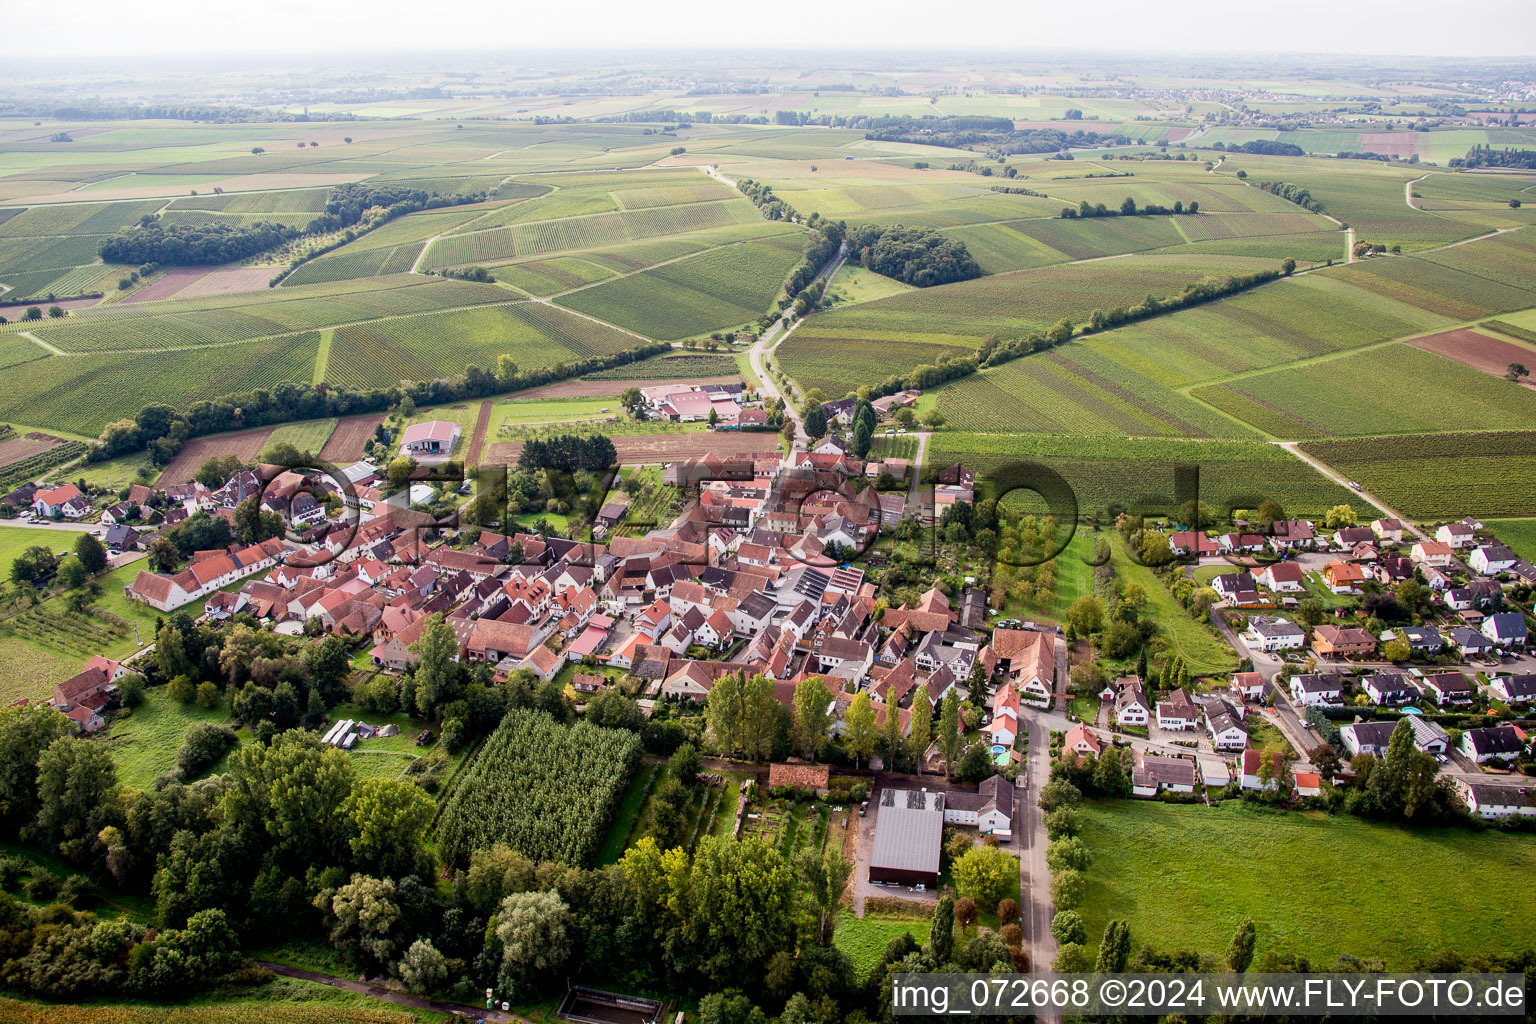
[868,788,945,888]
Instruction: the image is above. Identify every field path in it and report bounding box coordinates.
[466,399,494,469]
[16,331,64,356]
[256,962,530,1024]
[905,431,929,508]
[1405,173,1430,211]
[530,296,655,345]
[1273,440,1426,539]
[311,328,333,384]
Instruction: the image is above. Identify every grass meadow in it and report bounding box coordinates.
[1077,800,1536,967]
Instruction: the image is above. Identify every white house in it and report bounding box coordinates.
[1454,778,1536,820]
[1289,673,1342,707]
[399,420,461,458]
[1435,522,1476,548]
[1470,544,1517,576]
[1462,726,1524,764]
[1243,616,1306,652]
[1483,612,1529,647]
[942,775,1013,839]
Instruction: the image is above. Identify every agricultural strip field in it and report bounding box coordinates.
[1191,344,1536,438]
[13,275,510,353]
[1076,801,1536,967]
[556,235,805,339]
[322,302,637,390]
[1407,326,1536,383]
[928,432,1356,516]
[421,197,765,268]
[0,333,321,435]
[1296,431,1536,518]
[156,426,277,485]
[483,430,781,467]
[933,345,1260,438]
[320,413,385,463]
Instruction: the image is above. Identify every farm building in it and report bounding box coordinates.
[399,420,460,458]
[868,788,945,888]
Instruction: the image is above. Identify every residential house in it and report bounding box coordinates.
[1371,518,1406,542]
[1340,720,1398,758]
[1483,612,1528,647]
[1435,522,1476,549]
[399,420,460,457]
[1293,772,1322,799]
[1489,674,1536,704]
[1256,562,1305,594]
[1202,696,1247,751]
[1360,673,1415,705]
[1446,626,1495,657]
[1399,624,1443,654]
[1289,672,1343,707]
[1230,671,1266,701]
[1243,616,1306,652]
[1114,681,1151,727]
[1322,560,1366,594]
[1418,671,1474,705]
[1131,752,1198,797]
[1062,723,1101,760]
[1311,625,1375,659]
[32,483,90,518]
[942,775,1014,838]
[1411,541,1455,568]
[1470,544,1517,576]
[1461,726,1524,764]
[1240,749,1285,792]
[1453,777,1536,820]
[1156,688,1200,731]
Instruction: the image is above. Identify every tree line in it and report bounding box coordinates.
[1210,139,1306,156]
[1257,180,1327,213]
[88,341,669,467]
[1058,196,1199,219]
[1452,144,1536,169]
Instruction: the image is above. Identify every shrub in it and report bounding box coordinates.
[952,845,1014,913]
[177,721,238,778]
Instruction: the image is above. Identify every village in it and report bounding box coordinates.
[17,369,1533,948]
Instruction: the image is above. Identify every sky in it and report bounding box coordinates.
[12,0,1536,58]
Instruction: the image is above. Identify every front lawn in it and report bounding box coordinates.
[1076,800,1536,967]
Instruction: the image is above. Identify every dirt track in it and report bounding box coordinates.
[466,400,493,468]
[483,430,780,467]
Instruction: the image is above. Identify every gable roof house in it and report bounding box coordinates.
[1435,522,1476,549]
[33,483,90,519]
[1231,671,1266,701]
[1482,612,1529,647]
[1322,560,1366,594]
[1288,672,1343,707]
[1132,752,1198,797]
[1411,541,1454,567]
[942,775,1014,838]
[1114,681,1151,727]
[1461,725,1525,764]
[1360,672,1416,705]
[1256,562,1306,593]
[1242,616,1306,651]
[1418,671,1474,705]
[991,627,1054,707]
[1311,625,1376,659]
[1489,673,1536,704]
[1470,544,1517,576]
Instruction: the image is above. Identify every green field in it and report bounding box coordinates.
[1195,344,1536,438]
[1077,801,1536,967]
[834,915,930,978]
[107,685,244,790]
[1298,431,1536,518]
[0,332,321,434]
[928,433,1356,518]
[559,235,805,339]
[1486,519,1536,563]
[323,302,635,390]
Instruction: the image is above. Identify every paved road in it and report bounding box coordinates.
[904,431,930,508]
[749,245,846,450]
[1016,709,1057,976]
[257,961,528,1022]
[1,519,103,534]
